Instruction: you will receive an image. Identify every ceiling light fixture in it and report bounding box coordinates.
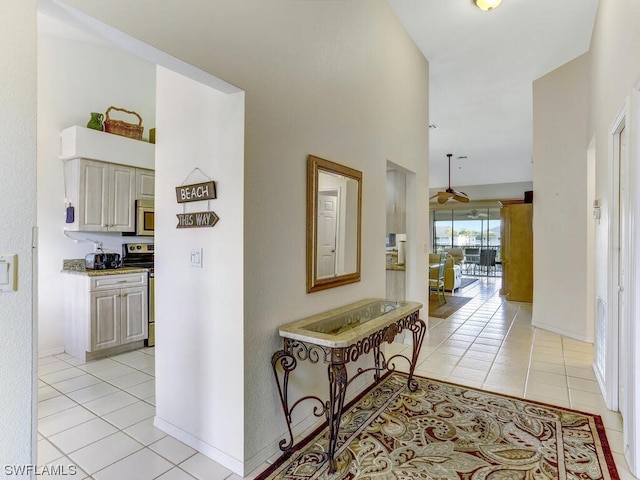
[473,0,502,11]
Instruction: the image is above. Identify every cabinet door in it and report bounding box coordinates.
[120,286,148,344]
[136,169,155,201]
[78,160,109,231]
[90,289,120,351]
[109,164,136,232]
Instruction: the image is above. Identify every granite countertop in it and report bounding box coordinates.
[62,259,149,276]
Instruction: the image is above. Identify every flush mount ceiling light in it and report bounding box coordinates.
[473,0,503,11]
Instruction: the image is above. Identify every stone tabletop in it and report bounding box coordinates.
[278,298,423,348]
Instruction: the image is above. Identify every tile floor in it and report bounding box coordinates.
[37,277,636,479]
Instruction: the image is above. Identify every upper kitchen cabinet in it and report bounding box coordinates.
[64,158,136,232]
[61,126,155,232]
[136,168,155,201]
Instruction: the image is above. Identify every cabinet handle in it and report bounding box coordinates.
[117,280,127,283]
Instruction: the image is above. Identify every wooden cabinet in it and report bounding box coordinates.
[64,158,136,232]
[500,201,533,302]
[136,168,155,201]
[65,272,148,361]
[60,126,155,232]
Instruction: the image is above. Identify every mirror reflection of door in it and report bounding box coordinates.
[317,189,339,278]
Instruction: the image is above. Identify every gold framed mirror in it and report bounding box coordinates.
[307,155,362,293]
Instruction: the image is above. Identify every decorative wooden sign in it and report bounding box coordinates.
[176,211,220,229]
[175,181,217,203]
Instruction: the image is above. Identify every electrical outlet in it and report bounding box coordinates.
[190,248,203,268]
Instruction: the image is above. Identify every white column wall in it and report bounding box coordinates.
[0,0,37,469]
[153,66,245,471]
[532,54,590,340]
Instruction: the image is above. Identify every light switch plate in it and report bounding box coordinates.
[190,248,203,268]
[0,254,17,292]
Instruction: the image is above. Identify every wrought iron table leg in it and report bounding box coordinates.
[326,363,347,473]
[407,318,426,391]
[373,344,381,382]
[271,349,297,451]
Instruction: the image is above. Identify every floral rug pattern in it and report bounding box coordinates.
[258,373,619,480]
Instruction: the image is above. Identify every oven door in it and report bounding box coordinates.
[136,200,154,236]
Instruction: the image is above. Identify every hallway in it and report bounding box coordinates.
[37,277,634,479]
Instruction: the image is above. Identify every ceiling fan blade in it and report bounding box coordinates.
[437,191,453,204]
[429,193,439,200]
[452,190,470,203]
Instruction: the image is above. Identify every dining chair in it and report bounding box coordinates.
[464,247,480,275]
[479,249,496,276]
[429,252,447,305]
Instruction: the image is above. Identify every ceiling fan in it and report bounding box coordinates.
[431,153,470,204]
[467,209,488,219]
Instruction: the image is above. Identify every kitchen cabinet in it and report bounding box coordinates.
[64,158,136,232]
[64,272,148,361]
[60,125,155,232]
[136,168,155,201]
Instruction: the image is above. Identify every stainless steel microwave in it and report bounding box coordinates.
[136,200,154,236]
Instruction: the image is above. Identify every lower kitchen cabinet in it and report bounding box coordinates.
[65,271,148,361]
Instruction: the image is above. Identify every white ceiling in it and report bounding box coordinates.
[40,0,599,193]
[387,0,598,189]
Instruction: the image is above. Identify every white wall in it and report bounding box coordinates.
[153,66,245,471]
[588,0,640,473]
[37,34,156,355]
[532,1,640,473]
[532,54,590,340]
[50,0,430,473]
[0,0,37,469]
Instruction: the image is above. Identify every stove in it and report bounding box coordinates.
[122,243,155,346]
[122,243,154,276]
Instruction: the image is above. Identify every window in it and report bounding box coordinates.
[432,208,502,274]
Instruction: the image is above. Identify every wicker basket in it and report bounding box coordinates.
[103,106,144,140]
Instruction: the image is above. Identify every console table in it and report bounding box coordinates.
[271,298,425,473]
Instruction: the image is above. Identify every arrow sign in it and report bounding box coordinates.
[176,211,220,229]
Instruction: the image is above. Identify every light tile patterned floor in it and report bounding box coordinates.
[38,277,636,479]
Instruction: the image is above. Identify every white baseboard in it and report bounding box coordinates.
[153,416,244,476]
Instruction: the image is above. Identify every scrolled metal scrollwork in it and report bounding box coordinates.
[272,345,330,452]
[271,305,425,471]
[284,338,331,364]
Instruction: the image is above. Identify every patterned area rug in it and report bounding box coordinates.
[258,373,619,480]
[429,295,473,319]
